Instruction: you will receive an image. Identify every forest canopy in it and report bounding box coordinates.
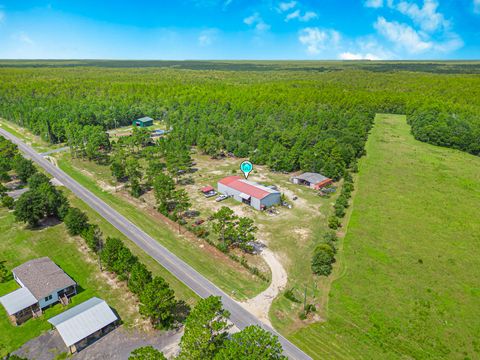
[0,61,478,179]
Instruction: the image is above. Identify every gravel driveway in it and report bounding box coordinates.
[13,327,183,360]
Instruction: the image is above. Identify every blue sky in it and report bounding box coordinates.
[0,0,478,60]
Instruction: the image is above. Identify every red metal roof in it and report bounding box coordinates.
[313,178,333,190]
[200,186,214,193]
[218,176,274,200]
[218,176,242,186]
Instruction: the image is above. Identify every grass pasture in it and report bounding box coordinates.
[290,114,480,359]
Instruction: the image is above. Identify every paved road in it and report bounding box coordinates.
[0,128,312,360]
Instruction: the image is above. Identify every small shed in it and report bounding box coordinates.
[200,186,215,194]
[133,117,154,128]
[48,297,118,354]
[291,172,333,190]
[0,287,39,325]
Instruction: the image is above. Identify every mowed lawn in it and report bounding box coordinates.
[0,208,145,357]
[290,114,480,359]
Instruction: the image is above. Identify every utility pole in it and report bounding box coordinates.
[303,284,307,313]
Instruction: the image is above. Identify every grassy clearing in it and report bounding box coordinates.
[56,154,268,300]
[175,154,337,331]
[290,114,480,359]
[0,207,144,356]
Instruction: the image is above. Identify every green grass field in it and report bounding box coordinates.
[0,206,145,356]
[56,156,268,300]
[290,114,480,359]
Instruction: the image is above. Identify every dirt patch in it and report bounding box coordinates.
[44,155,58,167]
[292,228,312,243]
[79,168,117,192]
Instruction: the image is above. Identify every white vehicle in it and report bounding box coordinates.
[215,194,228,202]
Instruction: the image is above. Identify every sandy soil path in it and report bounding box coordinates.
[239,248,287,326]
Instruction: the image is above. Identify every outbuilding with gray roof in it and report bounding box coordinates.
[48,297,118,353]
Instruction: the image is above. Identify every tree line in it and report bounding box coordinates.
[0,137,183,329]
[3,66,476,182]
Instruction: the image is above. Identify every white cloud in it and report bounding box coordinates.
[374,16,432,53]
[223,0,233,8]
[473,0,480,13]
[338,36,394,60]
[300,11,318,21]
[432,32,463,52]
[396,0,448,33]
[279,1,297,12]
[13,32,34,45]
[364,0,383,8]
[298,27,341,55]
[374,16,462,54]
[339,52,382,60]
[198,29,217,46]
[286,9,300,21]
[244,12,270,31]
[285,9,318,22]
[243,13,259,25]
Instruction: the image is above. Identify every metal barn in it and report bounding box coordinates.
[217,176,281,210]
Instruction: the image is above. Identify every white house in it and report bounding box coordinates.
[0,257,77,325]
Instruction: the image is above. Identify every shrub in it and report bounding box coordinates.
[328,216,341,229]
[1,195,14,209]
[334,203,346,217]
[64,207,89,236]
[284,288,300,303]
[323,231,338,243]
[311,244,336,276]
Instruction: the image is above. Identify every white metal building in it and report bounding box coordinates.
[48,297,118,353]
[217,176,281,210]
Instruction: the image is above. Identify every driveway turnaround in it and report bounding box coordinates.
[0,128,312,360]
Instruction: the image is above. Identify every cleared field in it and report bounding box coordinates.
[290,114,480,359]
[55,155,269,300]
[0,205,144,357]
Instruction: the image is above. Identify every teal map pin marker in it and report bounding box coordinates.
[240,160,253,179]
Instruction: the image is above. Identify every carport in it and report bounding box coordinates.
[48,297,118,354]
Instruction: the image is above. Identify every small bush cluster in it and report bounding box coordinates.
[328,171,354,229]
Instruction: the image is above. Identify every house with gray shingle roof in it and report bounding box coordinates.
[0,257,77,325]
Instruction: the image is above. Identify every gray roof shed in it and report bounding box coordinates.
[48,297,118,347]
[0,287,37,315]
[292,172,330,184]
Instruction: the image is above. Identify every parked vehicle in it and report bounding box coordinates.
[192,219,205,227]
[204,191,217,198]
[215,194,228,202]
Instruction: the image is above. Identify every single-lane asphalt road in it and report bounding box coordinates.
[0,127,312,360]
